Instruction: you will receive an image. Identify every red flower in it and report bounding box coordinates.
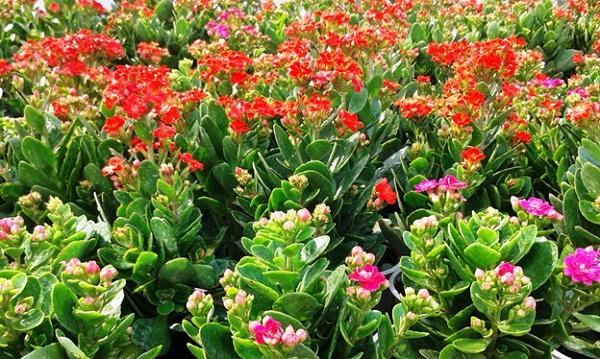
[103,115,126,135]
[153,122,176,139]
[375,178,397,205]
[451,113,471,126]
[514,131,532,144]
[348,264,387,291]
[48,2,60,11]
[230,119,250,134]
[102,157,125,176]
[339,110,364,133]
[180,153,204,172]
[160,106,181,124]
[122,94,149,120]
[461,147,485,163]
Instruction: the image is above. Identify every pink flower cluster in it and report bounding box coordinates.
[249,316,307,348]
[510,196,563,220]
[414,174,467,193]
[563,246,600,285]
[475,262,530,293]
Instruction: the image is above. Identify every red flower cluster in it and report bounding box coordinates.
[375,178,397,205]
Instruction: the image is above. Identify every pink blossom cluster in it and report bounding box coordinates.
[563,246,600,285]
[249,316,307,348]
[510,196,563,220]
[0,216,24,240]
[61,258,118,287]
[414,174,467,215]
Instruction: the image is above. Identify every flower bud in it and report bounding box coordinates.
[356,287,370,300]
[283,221,295,232]
[297,208,311,222]
[418,288,430,299]
[475,268,486,280]
[523,296,536,310]
[86,261,101,276]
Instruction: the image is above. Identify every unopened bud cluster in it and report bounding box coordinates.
[475,262,531,300]
[186,289,214,324]
[409,215,439,239]
[254,206,324,244]
[61,258,119,288]
[17,192,45,221]
[345,246,376,271]
[402,287,441,323]
[249,316,308,351]
[219,268,240,290]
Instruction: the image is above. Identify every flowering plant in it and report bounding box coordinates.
[1,0,600,357]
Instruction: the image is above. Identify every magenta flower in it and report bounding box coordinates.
[438,175,467,190]
[414,179,438,193]
[349,264,387,291]
[518,197,555,217]
[563,247,600,285]
[249,316,284,345]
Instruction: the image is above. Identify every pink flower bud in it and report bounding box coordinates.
[297,208,311,222]
[86,261,101,276]
[271,211,286,223]
[474,268,486,280]
[481,282,491,290]
[283,221,295,231]
[516,309,526,317]
[13,304,25,315]
[352,256,363,266]
[357,287,370,300]
[351,246,364,257]
[509,284,519,293]
[0,231,7,240]
[186,300,196,311]
[523,296,536,310]
[346,287,356,296]
[406,311,416,321]
[236,291,246,305]
[501,272,515,285]
[418,288,430,299]
[223,298,234,310]
[100,265,118,281]
[10,224,20,234]
[364,253,376,263]
[83,296,95,306]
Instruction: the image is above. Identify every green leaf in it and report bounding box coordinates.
[56,334,88,359]
[18,162,58,191]
[452,338,489,354]
[52,283,79,335]
[410,23,427,43]
[367,75,383,97]
[554,49,580,73]
[151,217,177,257]
[306,140,333,160]
[138,161,160,198]
[348,88,369,114]
[55,239,97,264]
[518,239,557,290]
[22,343,65,359]
[12,308,44,331]
[24,105,45,134]
[301,235,329,265]
[131,316,171,356]
[232,337,262,359]
[287,343,319,359]
[158,258,195,285]
[200,323,242,359]
[580,201,600,224]
[153,0,173,22]
[133,251,158,284]
[463,243,501,270]
[581,163,600,199]
[273,293,321,321]
[22,137,57,175]
[573,312,600,332]
[274,124,300,168]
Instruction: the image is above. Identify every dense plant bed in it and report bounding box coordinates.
[2,0,600,358]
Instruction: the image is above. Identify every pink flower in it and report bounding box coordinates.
[496,262,515,277]
[349,264,387,291]
[564,247,600,285]
[249,316,284,346]
[519,197,555,217]
[438,174,467,190]
[414,179,438,193]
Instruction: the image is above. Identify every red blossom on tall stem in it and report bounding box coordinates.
[375,178,397,205]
